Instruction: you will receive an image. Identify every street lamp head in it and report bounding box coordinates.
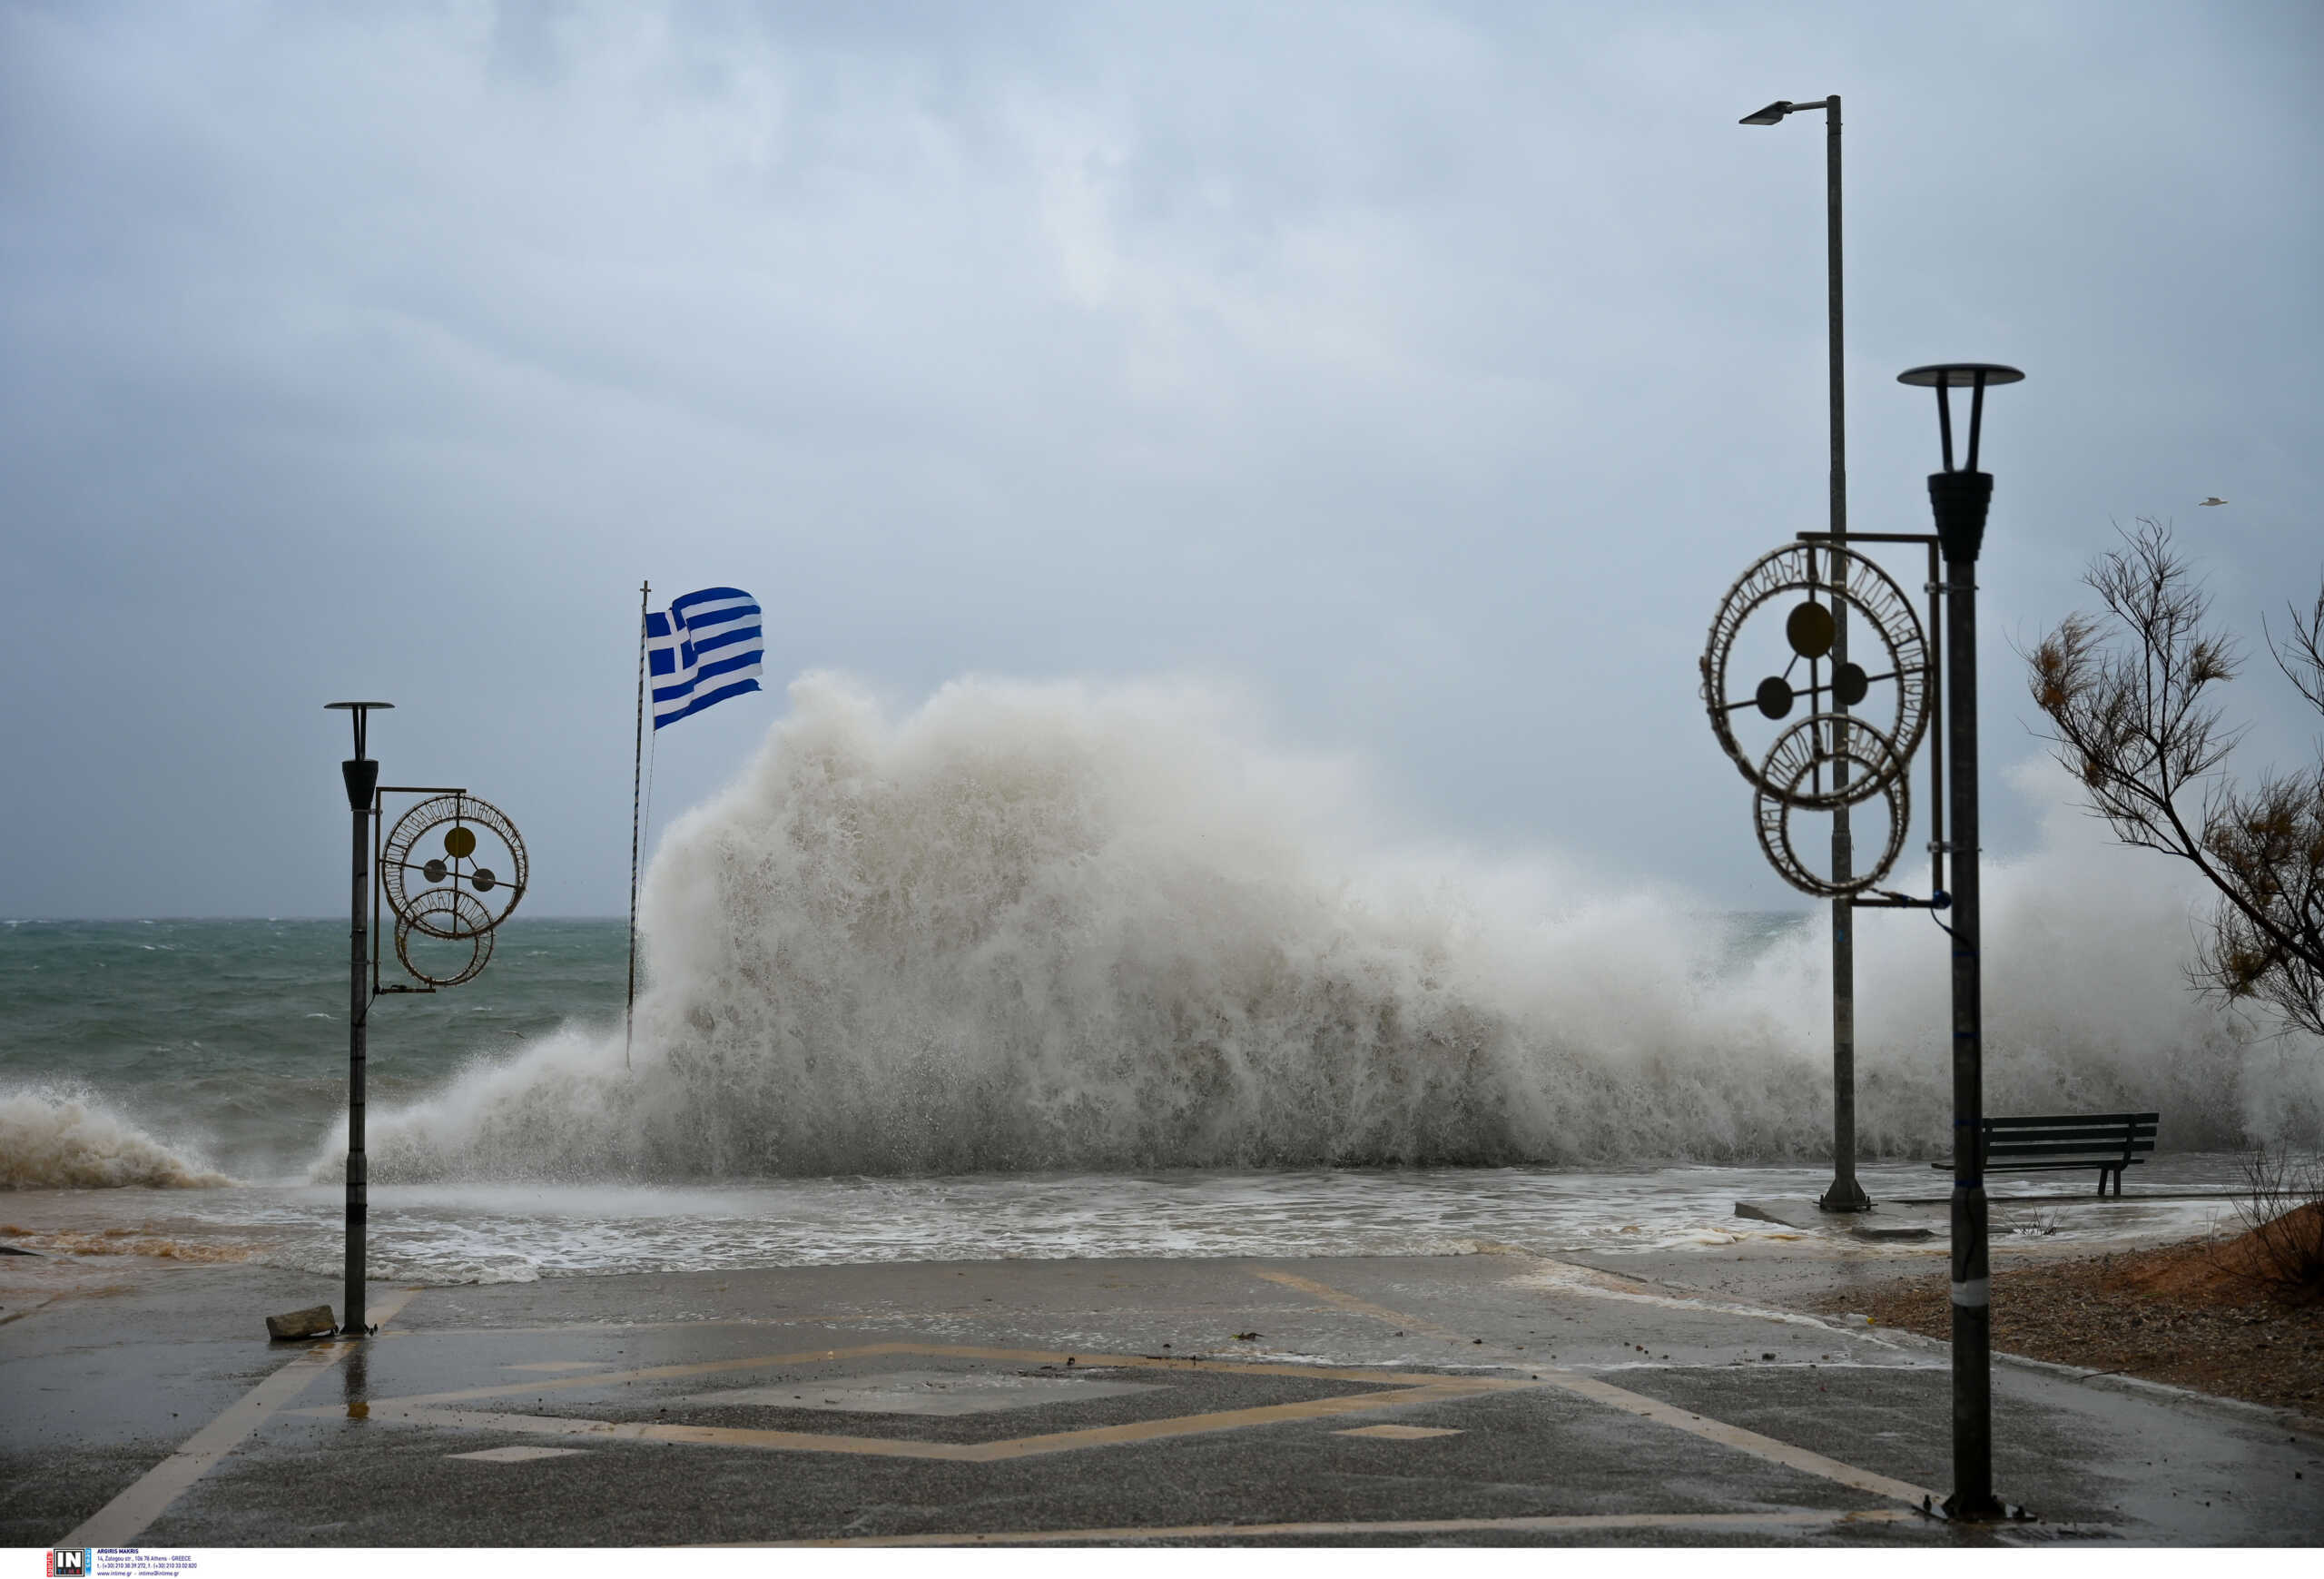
[1897,363,2024,562]
[1896,362,2024,390]
[325,699,393,764]
[1738,101,1793,125]
[1896,363,2024,470]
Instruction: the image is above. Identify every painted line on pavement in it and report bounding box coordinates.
[306,1373,1509,1461]
[343,1340,1536,1413]
[755,1507,1926,1545]
[1253,1267,1939,1510]
[1506,1261,1914,1347]
[56,1287,424,1548]
[1252,1269,1477,1345]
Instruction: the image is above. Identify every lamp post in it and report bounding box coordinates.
[1898,360,2023,1521]
[1739,94,1867,1213]
[324,700,389,1336]
[323,703,527,1340]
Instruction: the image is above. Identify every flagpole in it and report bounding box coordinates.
[625,580,648,1071]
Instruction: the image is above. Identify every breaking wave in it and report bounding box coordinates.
[1,1089,235,1189]
[350,673,2319,1182]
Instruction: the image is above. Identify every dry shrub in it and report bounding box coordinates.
[2232,1144,2324,1296]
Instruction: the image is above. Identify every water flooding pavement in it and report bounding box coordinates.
[5,1248,2319,1547]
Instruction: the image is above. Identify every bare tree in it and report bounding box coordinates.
[2027,518,2324,1035]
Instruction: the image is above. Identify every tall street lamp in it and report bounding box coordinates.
[1899,360,2024,1522]
[1739,94,1868,1213]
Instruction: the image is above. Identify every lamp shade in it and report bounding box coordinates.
[1897,363,2024,388]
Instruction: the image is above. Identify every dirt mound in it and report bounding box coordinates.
[2117,1202,2324,1306]
[1815,1224,2324,1420]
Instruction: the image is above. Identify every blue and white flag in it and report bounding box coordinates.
[646,587,763,728]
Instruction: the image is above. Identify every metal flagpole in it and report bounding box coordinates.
[625,581,648,1071]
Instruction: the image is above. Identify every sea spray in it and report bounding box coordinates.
[0,1087,234,1189]
[349,674,2317,1183]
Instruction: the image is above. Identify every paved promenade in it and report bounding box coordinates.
[5,1247,2319,1547]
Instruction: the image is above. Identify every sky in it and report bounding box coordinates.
[2,0,2319,919]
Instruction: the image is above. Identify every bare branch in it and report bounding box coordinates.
[2024,518,2324,1037]
[2265,577,2324,716]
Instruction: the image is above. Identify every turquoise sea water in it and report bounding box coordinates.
[1,917,629,1179]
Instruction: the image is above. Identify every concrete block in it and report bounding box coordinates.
[265,1305,337,1340]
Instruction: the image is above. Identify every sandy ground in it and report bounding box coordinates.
[1799,1213,2324,1423]
[1553,1202,2324,1426]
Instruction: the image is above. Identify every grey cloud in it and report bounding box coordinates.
[1,0,2318,917]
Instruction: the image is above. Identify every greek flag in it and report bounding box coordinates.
[647,587,763,728]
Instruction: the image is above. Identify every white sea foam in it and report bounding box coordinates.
[0,1088,234,1189]
[344,673,2320,1184]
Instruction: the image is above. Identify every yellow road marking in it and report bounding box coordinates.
[1509,1262,1912,1346]
[353,1340,1538,1413]
[1336,1424,1462,1439]
[755,1507,1925,1545]
[55,1287,424,1548]
[316,1357,1512,1461]
[369,1404,990,1461]
[366,1307,1251,1341]
[1547,1371,1934,1505]
[1252,1269,1474,1345]
[975,1378,1492,1457]
[1253,1267,1939,1510]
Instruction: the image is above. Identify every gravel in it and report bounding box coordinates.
[1810,1232,2324,1421]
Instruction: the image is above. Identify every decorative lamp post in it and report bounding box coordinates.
[1896,360,2024,1521]
[324,702,527,1337]
[1738,94,1868,1213]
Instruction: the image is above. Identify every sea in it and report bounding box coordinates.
[3,676,2311,1285]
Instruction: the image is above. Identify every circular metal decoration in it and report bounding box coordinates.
[1752,715,1911,896]
[393,889,496,988]
[1701,542,1929,808]
[380,793,527,942]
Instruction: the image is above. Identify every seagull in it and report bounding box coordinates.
[2199,497,2228,506]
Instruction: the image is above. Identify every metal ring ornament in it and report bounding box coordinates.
[1753,715,1911,896]
[393,890,497,987]
[380,793,527,940]
[1701,542,1929,807]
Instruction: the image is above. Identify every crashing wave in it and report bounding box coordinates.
[1,1089,234,1189]
[346,672,2313,1182]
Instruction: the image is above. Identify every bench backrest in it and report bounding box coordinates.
[1982,1111,2158,1161]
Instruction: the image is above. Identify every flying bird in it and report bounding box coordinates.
[2199,497,2228,506]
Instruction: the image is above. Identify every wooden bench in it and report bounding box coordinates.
[1930,1111,2159,1197]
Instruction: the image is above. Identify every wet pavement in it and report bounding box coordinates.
[4,1248,2319,1546]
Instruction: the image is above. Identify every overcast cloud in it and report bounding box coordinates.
[2,0,2318,917]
